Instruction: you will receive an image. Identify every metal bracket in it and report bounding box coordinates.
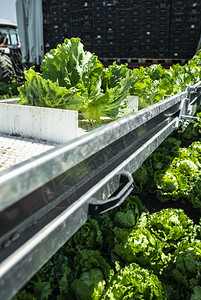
[177,84,201,131]
[88,172,134,216]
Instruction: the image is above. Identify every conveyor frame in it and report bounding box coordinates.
[0,82,201,299]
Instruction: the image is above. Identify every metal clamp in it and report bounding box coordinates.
[88,172,134,216]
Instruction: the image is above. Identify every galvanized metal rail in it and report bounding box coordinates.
[0,82,201,299]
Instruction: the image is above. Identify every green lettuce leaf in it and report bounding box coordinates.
[18,68,84,110]
[104,262,168,299]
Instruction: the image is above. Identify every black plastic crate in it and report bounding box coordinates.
[92,11,104,19]
[185,28,200,39]
[80,7,92,19]
[130,49,142,56]
[93,44,106,55]
[129,15,143,24]
[82,34,93,45]
[143,0,156,7]
[116,0,129,8]
[186,13,201,23]
[105,31,117,40]
[117,44,129,52]
[155,51,169,58]
[82,23,93,33]
[169,43,183,51]
[118,17,129,24]
[50,7,60,21]
[128,24,143,33]
[93,25,105,34]
[61,22,71,33]
[129,31,142,39]
[129,9,143,18]
[105,19,117,28]
[130,38,142,46]
[170,29,185,37]
[118,31,127,39]
[118,51,132,58]
[169,50,184,58]
[92,4,104,12]
[130,41,142,51]
[60,0,70,6]
[71,1,82,10]
[155,23,170,31]
[171,0,186,6]
[71,27,82,37]
[187,0,201,6]
[82,14,93,23]
[42,1,50,15]
[94,35,105,45]
[156,0,170,9]
[156,8,170,16]
[184,49,198,58]
[155,30,169,37]
[171,14,186,23]
[104,5,117,14]
[170,21,186,30]
[105,47,118,58]
[105,39,116,47]
[104,0,118,6]
[171,36,185,44]
[143,15,155,23]
[70,11,82,21]
[143,23,155,30]
[155,15,170,22]
[141,51,155,58]
[129,0,142,5]
[142,37,155,45]
[117,38,129,45]
[43,30,52,41]
[49,0,59,7]
[93,19,105,26]
[142,7,156,15]
[155,37,169,44]
[142,30,155,37]
[82,1,92,8]
[117,9,129,18]
[59,7,70,20]
[118,24,128,32]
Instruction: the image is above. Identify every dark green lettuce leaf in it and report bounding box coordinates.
[104,262,168,299]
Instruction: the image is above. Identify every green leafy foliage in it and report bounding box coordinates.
[129,49,201,109]
[0,80,21,99]
[18,38,132,122]
[19,68,85,110]
[104,262,168,299]
[14,194,201,300]
[13,45,201,300]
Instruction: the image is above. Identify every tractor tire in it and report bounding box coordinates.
[0,54,15,82]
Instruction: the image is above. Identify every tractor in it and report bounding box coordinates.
[0,19,24,82]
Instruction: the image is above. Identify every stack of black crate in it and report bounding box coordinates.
[155,0,170,58]
[129,0,143,58]
[141,0,156,58]
[43,0,72,53]
[42,0,201,60]
[104,2,118,58]
[116,0,129,58]
[92,1,105,57]
[184,0,201,58]
[169,0,186,58]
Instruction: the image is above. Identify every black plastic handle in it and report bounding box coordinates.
[88,172,134,216]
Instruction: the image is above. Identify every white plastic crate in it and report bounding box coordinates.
[0,102,78,143]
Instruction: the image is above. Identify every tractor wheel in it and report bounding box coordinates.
[0,54,15,82]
